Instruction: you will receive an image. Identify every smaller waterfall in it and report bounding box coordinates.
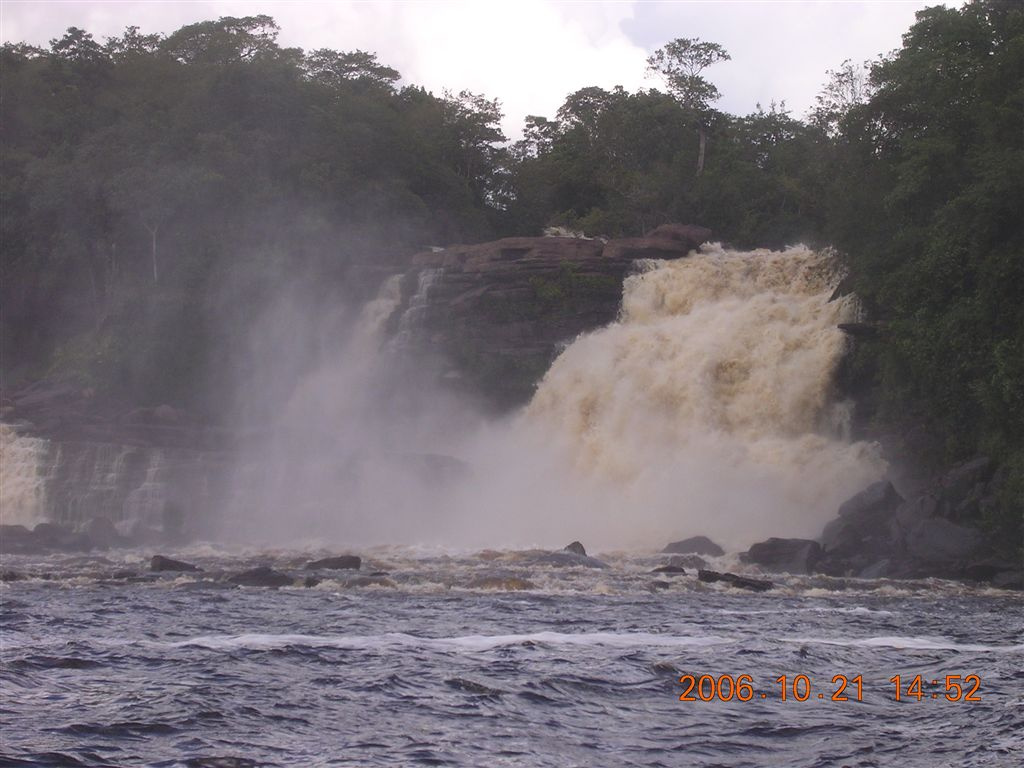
[391,268,443,350]
[0,424,50,527]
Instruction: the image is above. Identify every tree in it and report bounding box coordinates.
[647,38,730,174]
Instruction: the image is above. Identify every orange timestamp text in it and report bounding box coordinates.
[677,674,982,702]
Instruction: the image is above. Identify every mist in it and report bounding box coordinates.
[216,241,885,553]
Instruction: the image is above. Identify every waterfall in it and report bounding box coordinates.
[509,243,884,546]
[0,424,50,527]
[391,268,442,350]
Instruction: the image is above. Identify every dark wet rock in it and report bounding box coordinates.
[697,569,773,592]
[837,480,903,520]
[369,571,390,577]
[32,522,92,552]
[228,566,293,588]
[904,517,985,563]
[306,555,361,571]
[961,558,1020,582]
[991,571,1023,591]
[742,538,822,575]
[563,540,587,557]
[150,555,201,573]
[303,576,322,588]
[84,516,123,549]
[817,481,905,576]
[647,223,712,246]
[648,580,672,591]
[662,536,724,557]
[400,225,711,409]
[467,576,537,591]
[938,457,993,503]
[855,560,892,579]
[111,569,137,579]
[0,524,38,554]
[651,565,687,574]
[837,322,879,338]
[1,570,25,582]
[668,554,707,569]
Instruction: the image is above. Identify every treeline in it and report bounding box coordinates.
[2,3,1022,530]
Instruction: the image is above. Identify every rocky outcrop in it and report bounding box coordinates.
[228,566,293,588]
[742,538,822,574]
[815,459,1016,587]
[151,555,201,572]
[661,536,724,557]
[697,569,773,592]
[562,541,587,556]
[395,226,711,408]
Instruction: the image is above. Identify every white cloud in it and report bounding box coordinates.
[1,1,951,135]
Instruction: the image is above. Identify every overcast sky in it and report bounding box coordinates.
[2,1,954,137]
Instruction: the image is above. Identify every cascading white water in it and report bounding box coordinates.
[499,243,885,547]
[0,423,51,527]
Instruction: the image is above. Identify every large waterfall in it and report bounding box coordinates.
[509,243,885,546]
[1,243,884,549]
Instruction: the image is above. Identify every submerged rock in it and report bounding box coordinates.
[697,569,773,592]
[662,536,724,557]
[306,555,361,571]
[562,541,587,557]
[228,567,293,588]
[150,555,201,572]
[742,538,822,574]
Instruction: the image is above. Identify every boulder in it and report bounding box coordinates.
[742,538,822,575]
[150,555,201,572]
[562,541,587,557]
[837,322,879,338]
[651,565,686,574]
[668,554,707,569]
[33,522,90,552]
[662,536,724,557]
[697,569,773,592]
[647,223,712,248]
[228,566,293,588]
[306,555,361,571]
[0,524,38,554]
[837,480,902,519]
[905,518,984,563]
[992,571,1023,591]
[84,517,123,549]
[938,457,993,503]
[1,570,25,582]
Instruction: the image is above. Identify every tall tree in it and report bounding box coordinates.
[646,38,730,174]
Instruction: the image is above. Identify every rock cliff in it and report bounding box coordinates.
[390,226,711,408]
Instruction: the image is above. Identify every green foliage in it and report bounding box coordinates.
[2,17,508,412]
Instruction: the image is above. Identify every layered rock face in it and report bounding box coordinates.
[393,226,711,409]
